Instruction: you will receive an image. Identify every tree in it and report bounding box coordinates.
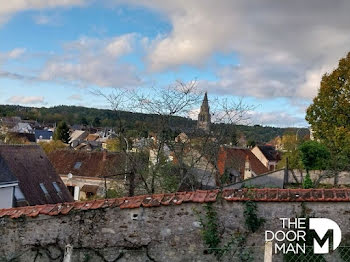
[93,117,101,127]
[95,81,253,195]
[306,52,350,147]
[54,121,70,143]
[80,117,89,126]
[299,140,330,187]
[38,140,66,154]
[277,133,303,183]
[306,52,350,183]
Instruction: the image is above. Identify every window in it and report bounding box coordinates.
[74,162,82,169]
[86,191,95,199]
[67,186,75,197]
[14,186,25,201]
[39,183,48,194]
[52,182,61,192]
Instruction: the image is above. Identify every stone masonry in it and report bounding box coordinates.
[1,189,350,261]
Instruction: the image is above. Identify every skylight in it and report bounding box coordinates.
[74,162,82,169]
[39,183,48,194]
[52,182,61,192]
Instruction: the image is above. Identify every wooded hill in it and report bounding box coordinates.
[0,104,307,143]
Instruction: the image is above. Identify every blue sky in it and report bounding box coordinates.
[1,1,350,127]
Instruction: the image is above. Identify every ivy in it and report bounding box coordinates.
[243,201,265,233]
[195,203,254,261]
[196,203,221,256]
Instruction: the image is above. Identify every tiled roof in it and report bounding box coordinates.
[257,145,281,161]
[0,188,349,219]
[0,145,73,205]
[48,150,126,178]
[217,147,269,176]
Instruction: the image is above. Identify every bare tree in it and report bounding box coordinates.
[95,81,253,195]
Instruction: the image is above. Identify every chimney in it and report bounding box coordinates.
[102,151,107,162]
[244,154,252,180]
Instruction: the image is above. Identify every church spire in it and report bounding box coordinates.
[197,92,211,133]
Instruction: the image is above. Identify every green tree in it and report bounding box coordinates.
[80,117,89,126]
[303,173,313,189]
[299,141,330,172]
[306,53,350,146]
[306,52,350,184]
[299,141,330,188]
[54,121,70,143]
[93,117,101,127]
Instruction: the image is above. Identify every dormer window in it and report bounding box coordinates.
[74,162,82,169]
[39,183,48,194]
[52,182,61,192]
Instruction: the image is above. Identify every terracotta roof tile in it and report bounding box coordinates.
[60,203,74,215]
[120,196,144,209]
[204,190,219,202]
[142,194,163,207]
[1,189,350,219]
[161,193,175,205]
[39,205,56,215]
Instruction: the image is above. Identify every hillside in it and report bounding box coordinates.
[0,104,307,143]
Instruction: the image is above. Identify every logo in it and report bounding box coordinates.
[265,218,341,254]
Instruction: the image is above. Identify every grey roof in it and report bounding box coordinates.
[35,130,53,140]
[0,145,73,205]
[0,157,18,186]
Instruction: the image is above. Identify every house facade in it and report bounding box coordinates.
[217,146,269,183]
[251,145,281,171]
[48,150,126,200]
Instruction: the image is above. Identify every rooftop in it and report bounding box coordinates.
[0,145,73,205]
[0,188,349,219]
[48,150,126,178]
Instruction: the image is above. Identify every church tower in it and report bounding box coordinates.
[197,92,211,133]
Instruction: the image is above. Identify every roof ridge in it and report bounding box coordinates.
[0,188,349,219]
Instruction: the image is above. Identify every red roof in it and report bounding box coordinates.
[0,188,349,219]
[217,147,268,176]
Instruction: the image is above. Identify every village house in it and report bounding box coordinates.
[217,146,269,183]
[0,167,18,209]
[35,129,53,143]
[251,145,281,171]
[0,145,73,207]
[48,150,126,200]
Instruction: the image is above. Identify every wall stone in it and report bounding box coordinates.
[1,200,350,261]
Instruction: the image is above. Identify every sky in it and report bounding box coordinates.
[1,1,350,127]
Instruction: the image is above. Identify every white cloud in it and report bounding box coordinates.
[7,48,26,58]
[0,0,86,25]
[40,34,142,88]
[247,111,307,127]
[7,95,45,104]
[105,34,134,57]
[119,0,350,100]
[0,48,26,63]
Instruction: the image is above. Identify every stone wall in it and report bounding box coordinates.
[1,190,350,261]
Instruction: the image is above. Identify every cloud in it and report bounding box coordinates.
[105,34,134,57]
[68,94,83,100]
[247,111,307,127]
[0,0,86,25]
[7,48,26,58]
[7,95,45,105]
[40,34,142,88]
[120,0,350,100]
[0,70,37,81]
[0,48,26,64]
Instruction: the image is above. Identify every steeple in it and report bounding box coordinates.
[197,92,211,133]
